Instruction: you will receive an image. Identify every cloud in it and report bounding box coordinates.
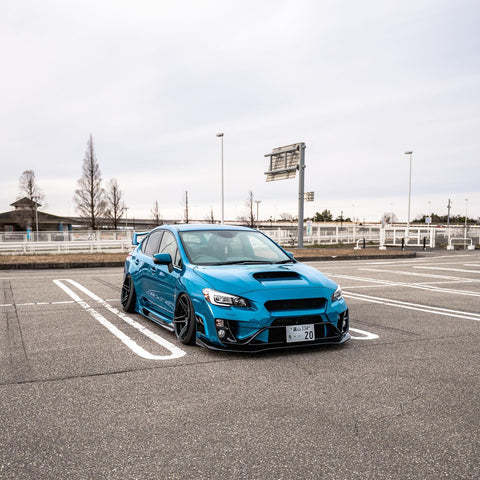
[1,0,479,223]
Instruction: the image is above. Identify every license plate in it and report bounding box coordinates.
[286,324,315,343]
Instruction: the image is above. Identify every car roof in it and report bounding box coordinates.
[165,223,255,233]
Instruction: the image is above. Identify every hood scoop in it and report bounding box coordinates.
[253,271,300,281]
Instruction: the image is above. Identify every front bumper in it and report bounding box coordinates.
[196,309,350,352]
[196,330,350,352]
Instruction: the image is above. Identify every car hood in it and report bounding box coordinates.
[192,262,337,296]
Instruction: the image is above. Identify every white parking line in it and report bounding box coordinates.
[317,256,473,269]
[344,279,472,290]
[349,327,379,340]
[53,279,186,360]
[332,272,480,298]
[343,292,480,322]
[359,267,480,283]
[414,266,480,274]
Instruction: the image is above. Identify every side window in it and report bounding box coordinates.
[158,231,181,267]
[143,231,164,257]
[140,236,150,254]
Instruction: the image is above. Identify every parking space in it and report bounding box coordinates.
[1,252,479,479]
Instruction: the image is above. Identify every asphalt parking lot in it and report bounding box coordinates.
[1,251,479,480]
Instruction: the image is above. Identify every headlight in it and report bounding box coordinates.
[331,286,343,303]
[202,288,249,307]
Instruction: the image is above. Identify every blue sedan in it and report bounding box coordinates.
[121,224,350,352]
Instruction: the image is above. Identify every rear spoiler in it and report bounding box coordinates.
[132,231,150,246]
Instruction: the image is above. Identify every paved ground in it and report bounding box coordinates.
[0,250,479,479]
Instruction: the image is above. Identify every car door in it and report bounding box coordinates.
[135,230,164,309]
[150,230,182,320]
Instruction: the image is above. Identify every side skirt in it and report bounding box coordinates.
[141,307,174,332]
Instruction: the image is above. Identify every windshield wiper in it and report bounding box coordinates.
[274,259,296,264]
[214,260,274,265]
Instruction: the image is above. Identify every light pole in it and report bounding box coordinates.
[465,198,468,249]
[216,133,224,224]
[255,200,261,229]
[447,198,452,245]
[404,151,413,239]
[32,195,40,241]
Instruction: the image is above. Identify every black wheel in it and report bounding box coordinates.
[173,294,196,345]
[121,275,136,313]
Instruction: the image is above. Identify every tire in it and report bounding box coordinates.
[121,275,136,313]
[173,294,196,345]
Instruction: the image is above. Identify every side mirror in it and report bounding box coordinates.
[153,253,173,272]
[286,251,295,258]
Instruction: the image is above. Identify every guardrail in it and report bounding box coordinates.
[0,240,132,255]
[446,238,476,250]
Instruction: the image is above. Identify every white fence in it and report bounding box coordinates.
[0,230,133,255]
[0,230,131,243]
[0,240,132,255]
[266,225,438,248]
[266,224,480,249]
[0,225,478,255]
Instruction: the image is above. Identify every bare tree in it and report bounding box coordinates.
[279,212,295,221]
[105,178,125,229]
[205,206,215,224]
[381,212,398,225]
[246,190,256,228]
[17,170,45,230]
[237,190,256,227]
[151,200,162,226]
[74,135,105,229]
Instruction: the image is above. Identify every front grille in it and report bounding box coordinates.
[270,316,323,326]
[264,298,326,312]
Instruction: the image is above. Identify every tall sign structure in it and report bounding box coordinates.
[264,143,306,247]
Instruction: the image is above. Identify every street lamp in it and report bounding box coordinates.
[465,198,468,249]
[255,200,261,229]
[404,151,413,239]
[32,195,40,241]
[216,133,224,224]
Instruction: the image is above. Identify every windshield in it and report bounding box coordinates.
[179,230,293,266]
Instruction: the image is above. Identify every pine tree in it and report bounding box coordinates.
[74,135,105,229]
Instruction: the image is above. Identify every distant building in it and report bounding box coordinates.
[0,197,195,233]
[0,197,78,233]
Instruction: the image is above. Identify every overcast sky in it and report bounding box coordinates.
[1,0,479,224]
